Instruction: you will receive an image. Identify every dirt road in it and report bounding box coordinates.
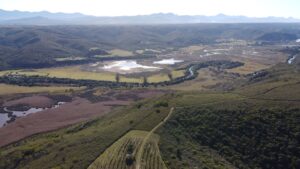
[136,107,174,169]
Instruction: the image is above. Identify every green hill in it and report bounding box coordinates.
[0,64,299,169]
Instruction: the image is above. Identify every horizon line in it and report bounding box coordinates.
[1,8,299,20]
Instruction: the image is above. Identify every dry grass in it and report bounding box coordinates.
[93,88,109,96]
[92,49,134,58]
[109,49,134,57]
[227,50,287,75]
[0,66,186,84]
[147,70,185,83]
[227,58,270,74]
[171,70,185,78]
[180,45,204,53]
[120,76,143,83]
[148,74,169,83]
[34,66,116,81]
[0,84,83,95]
[0,66,130,82]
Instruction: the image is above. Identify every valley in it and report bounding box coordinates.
[0,24,299,169]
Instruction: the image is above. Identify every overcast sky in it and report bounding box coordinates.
[1,0,300,18]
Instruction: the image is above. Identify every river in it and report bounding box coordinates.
[288,55,297,64]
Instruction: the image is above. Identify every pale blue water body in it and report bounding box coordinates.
[0,113,10,127]
[0,102,65,127]
[103,60,159,70]
[153,58,183,65]
[4,107,45,117]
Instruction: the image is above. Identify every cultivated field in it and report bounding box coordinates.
[88,130,167,169]
[0,84,83,95]
[91,48,134,58]
[0,66,185,84]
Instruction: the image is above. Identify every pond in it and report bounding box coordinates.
[103,60,159,70]
[0,113,10,127]
[0,102,65,127]
[4,107,45,117]
[153,58,183,65]
[85,60,161,74]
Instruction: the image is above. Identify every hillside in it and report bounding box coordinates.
[158,64,300,169]
[0,24,300,70]
[0,63,299,169]
[1,1,300,169]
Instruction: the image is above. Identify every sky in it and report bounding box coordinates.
[1,0,300,18]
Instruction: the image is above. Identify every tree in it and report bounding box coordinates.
[115,73,120,83]
[168,73,173,81]
[143,76,148,85]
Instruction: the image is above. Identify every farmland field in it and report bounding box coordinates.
[92,48,134,58]
[0,83,83,95]
[0,66,186,84]
[88,130,167,169]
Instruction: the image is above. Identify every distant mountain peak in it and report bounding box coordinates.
[216,13,227,17]
[153,12,177,16]
[0,9,299,25]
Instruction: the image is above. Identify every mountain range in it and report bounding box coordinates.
[1,9,300,25]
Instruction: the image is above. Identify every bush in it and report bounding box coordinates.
[154,101,168,108]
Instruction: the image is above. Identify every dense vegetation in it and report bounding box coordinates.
[160,106,300,169]
[257,32,298,42]
[158,64,300,169]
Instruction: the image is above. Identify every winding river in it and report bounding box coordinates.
[288,55,297,64]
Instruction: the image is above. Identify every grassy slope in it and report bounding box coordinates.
[164,68,241,91]
[0,64,299,169]
[227,60,268,74]
[235,64,300,100]
[0,24,284,69]
[0,95,172,169]
[158,64,300,169]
